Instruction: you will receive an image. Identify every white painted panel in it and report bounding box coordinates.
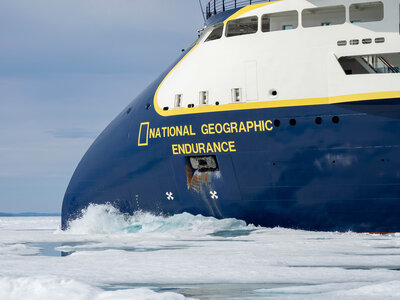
[245,61,258,101]
[156,0,400,111]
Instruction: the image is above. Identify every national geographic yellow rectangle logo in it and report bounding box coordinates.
[137,120,274,150]
[138,122,150,146]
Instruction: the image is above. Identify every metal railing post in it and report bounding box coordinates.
[205,0,268,19]
[214,0,216,15]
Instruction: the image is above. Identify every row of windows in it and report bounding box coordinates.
[337,37,385,46]
[168,52,399,110]
[171,87,277,110]
[205,1,384,41]
[172,89,236,109]
[169,51,398,110]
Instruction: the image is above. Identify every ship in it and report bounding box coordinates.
[62,0,400,232]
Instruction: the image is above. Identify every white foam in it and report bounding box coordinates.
[0,276,192,300]
[64,203,254,235]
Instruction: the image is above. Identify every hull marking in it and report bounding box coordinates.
[138,122,150,146]
[166,192,174,201]
[210,191,219,200]
[138,120,274,155]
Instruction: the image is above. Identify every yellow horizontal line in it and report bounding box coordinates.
[157,91,400,117]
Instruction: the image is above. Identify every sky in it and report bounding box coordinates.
[0,0,204,213]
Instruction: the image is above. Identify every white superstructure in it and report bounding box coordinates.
[155,0,400,116]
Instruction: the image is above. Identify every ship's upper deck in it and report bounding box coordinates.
[155,0,400,116]
[205,0,272,25]
[206,0,269,19]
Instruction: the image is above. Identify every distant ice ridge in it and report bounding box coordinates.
[0,276,192,300]
[64,203,256,235]
[255,281,400,299]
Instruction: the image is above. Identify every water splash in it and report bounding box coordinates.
[63,204,256,235]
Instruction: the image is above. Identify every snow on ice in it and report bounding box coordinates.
[0,204,399,299]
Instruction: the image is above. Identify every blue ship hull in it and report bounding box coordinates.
[61,53,400,232]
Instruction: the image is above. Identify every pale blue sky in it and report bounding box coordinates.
[0,0,204,213]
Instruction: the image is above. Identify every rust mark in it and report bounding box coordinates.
[186,164,211,192]
[204,172,209,183]
[184,163,223,218]
[185,165,193,189]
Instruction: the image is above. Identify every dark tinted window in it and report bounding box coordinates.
[226,16,258,37]
[350,2,384,23]
[302,6,345,28]
[205,23,224,42]
[262,11,298,32]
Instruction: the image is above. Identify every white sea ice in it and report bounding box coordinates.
[255,281,400,299]
[0,204,399,299]
[0,276,192,300]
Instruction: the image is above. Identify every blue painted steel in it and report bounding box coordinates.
[205,8,241,27]
[61,53,400,233]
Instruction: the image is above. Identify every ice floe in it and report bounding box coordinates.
[0,204,399,299]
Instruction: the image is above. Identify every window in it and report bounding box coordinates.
[350,39,359,45]
[199,91,209,105]
[338,53,400,75]
[262,11,298,32]
[362,38,372,44]
[302,6,346,28]
[175,94,182,108]
[205,23,224,42]
[231,88,242,102]
[226,16,258,37]
[350,2,384,23]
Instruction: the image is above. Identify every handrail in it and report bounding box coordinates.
[361,55,400,74]
[205,0,270,19]
[378,56,400,73]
